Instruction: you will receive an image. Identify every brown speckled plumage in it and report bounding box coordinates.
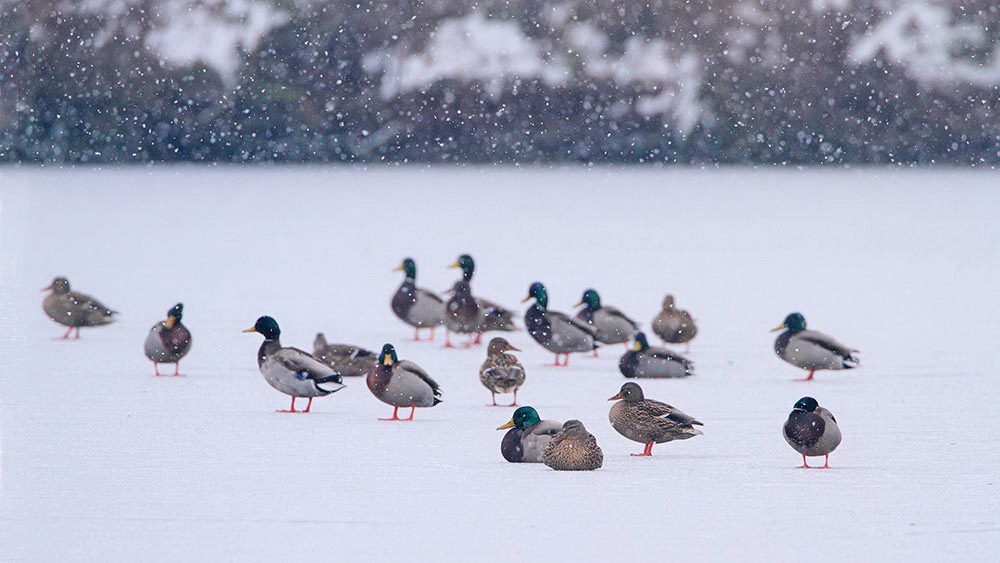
[543,420,603,471]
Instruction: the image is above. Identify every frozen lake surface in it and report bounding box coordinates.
[2,167,999,561]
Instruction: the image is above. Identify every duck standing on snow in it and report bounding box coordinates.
[243,316,345,413]
[608,382,703,456]
[367,344,442,421]
[523,282,598,366]
[144,303,191,376]
[313,333,377,377]
[42,276,117,339]
[543,420,604,471]
[574,289,638,354]
[783,396,842,468]
[651,294,697,352]
[443,254,484,347]
[496,406,562,463]
[391,258,446,341]
[772,313,859,381]
[479,337,526,406]
[445,282,518,335]
[619,331,694,379]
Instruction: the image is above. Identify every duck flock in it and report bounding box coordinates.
[40,254,860,471]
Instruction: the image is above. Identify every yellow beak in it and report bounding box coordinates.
[447,261,461,269]
[392,265,404,272]
[521,296,531,303]
[770,324,787,333]
[164,316,177,329]
[573,300,584,308]
[242,327,257,333]
[632,341,642,351]
[497,420,515,430]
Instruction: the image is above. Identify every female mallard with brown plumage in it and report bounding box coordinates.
[619,331,694,379]
[651,294,697,352]
[144,303,192,376]
[479,337,526,406]
[42,276,117,339]
[243,316,345,413]
[313,333,377,377]
[542,420,603,471]
[391,258,446,341]
[608,382,703,456]
[772,313,859,381]
[496,406,562,463]
[367,344,442,421]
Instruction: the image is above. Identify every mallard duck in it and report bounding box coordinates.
[391,258,446,341]
[496,406,562,463]
[771,313,859,381]
[445,282,518,336]
[783,396,842,468]
[608,382,703,456]
[619,331,694,379]
[367,343,442,420]
[480,337,526,406]
[443,254,484,347]
[42,276,117,338]
[144,303,192,376]
[243,316,345,413]
[575,289,638,350]
[522,282,598,366]
[542,420,604,471]
[313,333,377,377]
[651,294,697,352]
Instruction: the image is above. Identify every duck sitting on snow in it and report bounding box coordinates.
[243,316,345,413]
[313,333,377,377]
[651,294,697,352]
[523,282,598,366]
[608,382,703,456]
[783,396,841,468]
[619,331,694,379]
[543,420,604,471]
[772,313,859,381]
[42,276,117,339]
[391,258,446,341]
[367,344,442,421]
[144,303,192,376]
[575,288,638,351]
[496,406,562,463]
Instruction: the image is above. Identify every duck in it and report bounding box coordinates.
[771,313,859,381]
[496,406,562,463]
[608,382,703,456]
[651,294,697,352]
[783,396,842,468]
[313,333,377,377]
[367,343,442,421]
[391,258,446,341]
[143,303,192,376]
[445,282,518,335]
[522,282,598,366]
[443,254,484,347]
[619,331,694,379]
[542,420,604,471]
[243,316,345,413]
[42,276,117,338]
[479,337,526,406]
[574,288,639,350]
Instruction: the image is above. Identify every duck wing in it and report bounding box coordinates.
[68,291,117,316]
[638,399,703,427]
[797,330,858,358]
[275,347,344,389]
[646,346,692,365]
[397,360,442,399]
[549,310,598,337]
[602,306,639,330]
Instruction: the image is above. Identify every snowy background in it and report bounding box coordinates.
[3,1,1000,163]
[2,167,999,560]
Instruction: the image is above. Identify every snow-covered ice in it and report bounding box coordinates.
[1,167,998,560]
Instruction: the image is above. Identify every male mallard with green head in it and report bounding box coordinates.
[367,343,442,421]
[443,254,484,348]
[479,337,526,406]
[391,258,446,341]
[42,276,117,339]
[543,420,604,471]
[243,316,345,413]
[144,303,192,376]
[523,282,598,366]
[496,406,562,463]
[313,333,377,377]
[651,294,697,352]
[783,396,842,468]
[619,331,694,379]
[608,382,703,456]
[574,289,638,352]
[772,313,859,381]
